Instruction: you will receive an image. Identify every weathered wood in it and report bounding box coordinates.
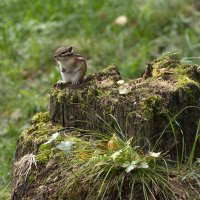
[49,59,200,156]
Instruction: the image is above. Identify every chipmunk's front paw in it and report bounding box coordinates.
[57,80,67,85]
[71,81,80,85]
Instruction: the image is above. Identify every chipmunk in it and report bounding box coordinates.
[54,46,87,85]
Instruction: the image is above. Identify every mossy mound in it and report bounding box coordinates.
[12,55,200,199]
[13,112,147,199]
[12,112,200,200]
[12,112,94,199]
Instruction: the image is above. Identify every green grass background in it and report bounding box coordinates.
[0,0,200,198]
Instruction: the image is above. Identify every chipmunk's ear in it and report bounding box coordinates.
[68,46,73,53]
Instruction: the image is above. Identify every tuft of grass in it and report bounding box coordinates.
[55,113,200,199]
[61,131,173,199]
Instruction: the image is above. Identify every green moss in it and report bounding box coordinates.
[36,133,94,164]
[68,91,80,103]
[32,112,50,124]
[28,175,36,183]
[152,54,180,74]
[102,65,116,74]
[57,90,66,103]
[172,65,200,105]
[175,74,199,89]
[22,122,60,144]
[142,95,163,118]
[50,88,67,103]
[21,112,63,147]
[185,87,196,105]
[38,143,50,151]
[151,56,199,92]
[36,148,54,164]
[177,86,197,105]
[97,90,113,101]
[50,87,60,96]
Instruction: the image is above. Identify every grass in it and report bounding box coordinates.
[51,114,200,199]
[1,0,200,198]
[64,134,174,199]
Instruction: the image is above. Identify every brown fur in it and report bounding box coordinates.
[54,46,87,83]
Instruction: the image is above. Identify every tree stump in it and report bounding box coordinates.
[12,55,200,199]
[49,57,200,156]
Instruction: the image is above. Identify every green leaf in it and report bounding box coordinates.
[110,150,122,160]
[138,162,149,169]
[125,164,136,173]
[56,141,74,154]
[131,160,139,165]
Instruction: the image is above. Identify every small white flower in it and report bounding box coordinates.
[117,80,125,85]
[114,15,128,26]
[148,151,161,158]
[196,158,200,164]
